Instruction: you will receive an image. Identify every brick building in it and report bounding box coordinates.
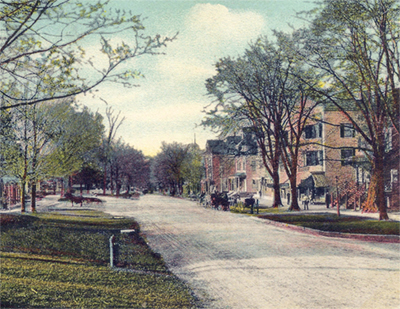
[202,130,272,196]
[297,104,368,207]
[203,101,399,210]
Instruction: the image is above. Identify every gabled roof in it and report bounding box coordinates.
[206,130,258,156]
[206,140,227,154]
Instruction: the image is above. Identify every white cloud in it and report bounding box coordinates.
[157,4,265,81]
[186,3,265,51]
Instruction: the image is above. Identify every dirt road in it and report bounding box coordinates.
[100,194,399,309]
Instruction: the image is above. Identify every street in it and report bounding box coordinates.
[98,194,400,309]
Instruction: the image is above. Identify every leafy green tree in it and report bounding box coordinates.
[151,142,190,196]
[0,0,176,110]
[73,164,103,194]
[205,36,320,208]
[182,143,204,195]
[44,103,104,188]
[109,141,149,195]
[0,99,104,212]
[297,0,400,219]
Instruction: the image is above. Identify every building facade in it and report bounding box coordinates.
[202,101,399,210]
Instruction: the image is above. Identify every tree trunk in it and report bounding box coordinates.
[20,179,26,213]
[362,156,389,220]
[110,168,114,195]
[30,182,36,213]
[115,167,120,197]
[272,170,282,207]
[68,176,73,193]
[375,155,389,220]
[289,176,300,211]
[60,178,65,197]
[103,165,107,195]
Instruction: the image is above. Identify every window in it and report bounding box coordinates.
[304,123,322,139]
[391,169,398,184]
[341,148,355,166]
[251,160,256,172]
[385,127,393,151]
[340,123,355,138]
[305,150,323,166]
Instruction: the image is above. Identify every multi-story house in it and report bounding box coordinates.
[202,129,273,196]
[297,103,369,206]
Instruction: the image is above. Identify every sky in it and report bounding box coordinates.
[76,0,317,156]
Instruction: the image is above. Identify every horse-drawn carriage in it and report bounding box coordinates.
[198,192,230,211]
[199,191,257,213]
[210,192,230,211]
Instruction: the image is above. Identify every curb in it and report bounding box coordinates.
[260,218,400,243]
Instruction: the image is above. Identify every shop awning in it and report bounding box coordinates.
[234,172,246,178]
[312,173,329,188]
[298,173,328,189]
[298,175,313,189]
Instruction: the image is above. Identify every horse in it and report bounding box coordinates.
[210,193,230,211]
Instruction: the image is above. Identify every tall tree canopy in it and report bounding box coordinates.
[204,36,320,209]
[297,0,400,219]
[0,99,104,212]
[151,142,190,196]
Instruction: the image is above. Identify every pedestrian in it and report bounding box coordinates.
[325,192,331,209]
[302,195,309,210]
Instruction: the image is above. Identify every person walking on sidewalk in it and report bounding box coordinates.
[325,192,331,209]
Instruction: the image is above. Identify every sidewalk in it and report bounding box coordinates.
[255,195,400,221]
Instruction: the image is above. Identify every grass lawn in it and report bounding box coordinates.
[257,213,400,235]
[0,211,198,308]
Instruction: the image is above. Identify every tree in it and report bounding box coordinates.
[297,0,400,219]
[274,31,323,211]
[99,106,124,195]
[205,53,281,207]
[109,142,149,195]
[0,99,104,212]
[182,143,204,195]
[73,164,103,194]
[205,36,320,208]
[151,142,190,196]
[0,0,176,110]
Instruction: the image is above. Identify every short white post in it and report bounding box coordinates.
[109,235,115,268]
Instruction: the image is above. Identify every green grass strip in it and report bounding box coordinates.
[258,214,400,235]
[1,253,196,308]
[0,212,198,308]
